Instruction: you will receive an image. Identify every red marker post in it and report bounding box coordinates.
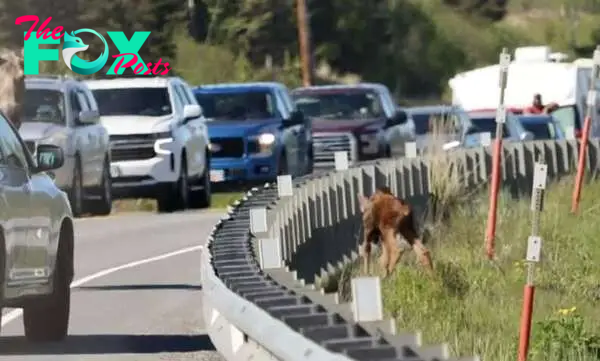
[518,162,547,361]
[572,46,600,213]
[485,48,511,259]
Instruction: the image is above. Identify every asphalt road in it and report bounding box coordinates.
[0,210,225,361]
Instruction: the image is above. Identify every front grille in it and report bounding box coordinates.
[210,137,244,158]
[111,147,156,161]
[110,134,156,142]
[312,132,356,164]
[110,134,157,161]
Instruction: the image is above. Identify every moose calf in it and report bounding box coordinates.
[357,187,433,276]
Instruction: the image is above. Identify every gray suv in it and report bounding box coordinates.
[0,111,74,341]
[19,75,112,217]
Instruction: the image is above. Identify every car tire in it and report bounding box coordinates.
[306,146,314,175]
[157,155,189,213]
[277,151,288,176]
[69,157,84,217]
[190,152,211,209]
[23,226,72,342]
[87,158,112,216]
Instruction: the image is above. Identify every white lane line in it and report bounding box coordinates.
[1,244,204,327]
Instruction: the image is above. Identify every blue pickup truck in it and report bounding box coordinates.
[192,82,313,184]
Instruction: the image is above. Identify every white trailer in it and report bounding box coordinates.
[448,46,600,139]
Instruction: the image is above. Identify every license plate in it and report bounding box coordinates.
[110,165,121,178]
[210,169,225,182]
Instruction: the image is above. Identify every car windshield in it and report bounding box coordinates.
[519,118,555,139]
[92,87,172,116]
[195,91,276,120]
[293,90,384,120]
[411,111,462,135]
[470,116,509,138]
[22,89,66,124]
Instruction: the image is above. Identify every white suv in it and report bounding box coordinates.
[85,77,211,212]
[19,75,112,217]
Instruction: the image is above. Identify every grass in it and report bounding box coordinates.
[335,118,600,360]
[339,177,600,360]
[378,178,600,360]
[110,192,243,213]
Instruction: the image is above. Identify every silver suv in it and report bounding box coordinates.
[0,111,74,341]
[19,75,112,217]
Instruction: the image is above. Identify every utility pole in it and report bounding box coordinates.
[296,0,312,86]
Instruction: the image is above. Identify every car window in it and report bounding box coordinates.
[278,88,293,113]
[520,119,556,140]
[293,89,384,120]
[411,111,459,135]
[70,90,82,116]
[177,84,194,105]
[22,89,66,125]
[77,89,91,110]
[469,116,509,139]
[76,91,90,111]
[92,87,172,116]
[0,113,33,169]
[195,90,277,120]
[551,105,578,137]
[173,84,189,106]
[170,85,185,110]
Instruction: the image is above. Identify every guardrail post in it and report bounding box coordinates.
[518,162,547,361]
[351,276,383,322]
[335,151,349,171]
[250,207,268,234]
[277,174,293,197]
[405,141,417,158]
[480,132,492,147]
[485,47,511,260]
[259,238,283,269]
[571,45,600,213]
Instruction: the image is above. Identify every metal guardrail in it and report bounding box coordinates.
[201,139,600,360]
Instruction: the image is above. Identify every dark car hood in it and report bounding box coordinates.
[207,118,280,138]
[311,118,384,133]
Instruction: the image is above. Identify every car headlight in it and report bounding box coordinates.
[154,131,173,155]
[258,133,275,145]
[249,133,276,155]
[359,131,380,154]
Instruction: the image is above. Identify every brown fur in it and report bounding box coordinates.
[0,48,25,129]
[358,187,433,276]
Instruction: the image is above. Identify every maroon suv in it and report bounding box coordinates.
[291,84,415,168]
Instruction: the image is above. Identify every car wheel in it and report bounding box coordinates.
[277,152,288,176]
[23,227,72,342]
[69,158,84,217]
[157,156,189,213]
[307,147,314,174]
[87,158,112,216]
[190,152,211,209]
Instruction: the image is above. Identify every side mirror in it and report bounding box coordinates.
[35,144,64,172]
[77,110,99,125]
[183,104,201,120]
[284,110,304,126]
[387,110,407,127]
